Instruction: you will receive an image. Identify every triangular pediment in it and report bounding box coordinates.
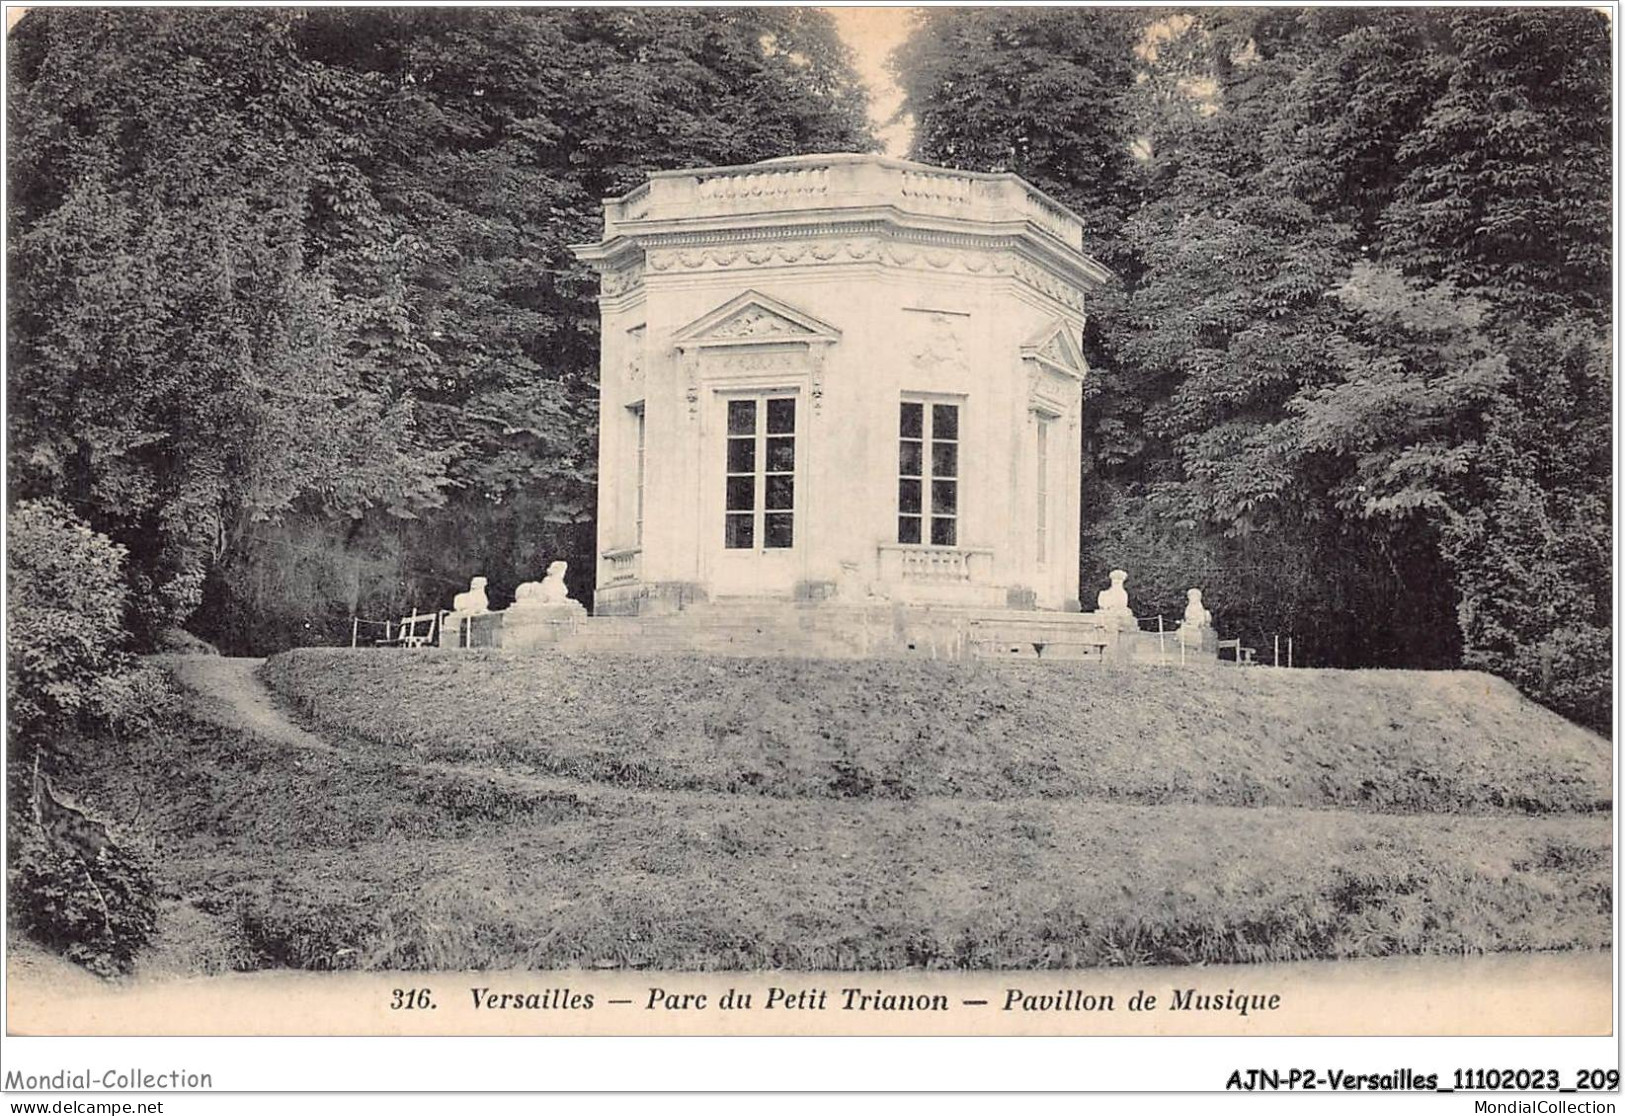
[672,290,841,348]
[1021,319,1088,380]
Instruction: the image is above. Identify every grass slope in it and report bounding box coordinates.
[263,650,1610,814]
[52,690,1612,972]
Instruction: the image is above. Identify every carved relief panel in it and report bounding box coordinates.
[906,311,971,379]
[1021,320,1088,422]
[624,324,646,398]
[670,290,842,420]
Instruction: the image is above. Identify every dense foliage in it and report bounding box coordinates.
[7,500,163,975]
[10,825,158,978]
[8,8,1610,731]
[7,6,872,975]
[4,499,176,740]
[9,8,873,653]
[895,8,1611,729]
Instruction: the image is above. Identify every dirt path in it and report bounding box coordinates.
[157,654,338,755]
[155,653,638,802]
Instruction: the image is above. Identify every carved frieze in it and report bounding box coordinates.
[639,236,1086,311]
[601,262,645,298]
[1009,257,1086,311]
[671,292,839,420]
[703,348,806,377]
[696,348,817,410]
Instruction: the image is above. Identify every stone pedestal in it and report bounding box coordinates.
[440,611,477,648]
[503,602,587,650]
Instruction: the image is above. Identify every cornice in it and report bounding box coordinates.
[581,243,1106,322]
[572,207,1112,291]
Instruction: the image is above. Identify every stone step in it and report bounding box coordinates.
[554,643,864,660]
[560,624,867,650]
[534,603,950,660]
[588,621,859,638]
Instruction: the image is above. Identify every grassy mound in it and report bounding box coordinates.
[53,696,1612,972]
[262,649,1610,814]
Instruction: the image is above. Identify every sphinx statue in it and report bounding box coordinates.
[1178,588,1212,647]
[1095,569,1136,631]
[506,561,587,647]
[512,561,581,610]
[1183,588,1211,629]
[451,576,489,615]
[441,575,490,648]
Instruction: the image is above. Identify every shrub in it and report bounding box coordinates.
[1483,626,1611,739]
[7,499,133,736]
[7,501,167,973]
[9,827,158,978]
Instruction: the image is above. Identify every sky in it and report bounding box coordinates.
[824,6,919,157]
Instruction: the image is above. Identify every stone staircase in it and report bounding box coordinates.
[554,598,875,659]
[487,599,1218,665]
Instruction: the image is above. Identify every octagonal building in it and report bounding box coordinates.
[572,154,1110,618]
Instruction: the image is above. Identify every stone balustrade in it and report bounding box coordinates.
[1020,191,1078,247]
[601,546,642,585]
[600,154,1085,250]
[877,543,995,584]
[899,167,975,206]
[618,183,652,222]
[696,165,831,202]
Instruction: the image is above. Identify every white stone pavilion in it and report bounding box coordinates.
[571,154,1111,619]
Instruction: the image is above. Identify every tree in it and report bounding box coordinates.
[8,9,450,644]
[1279,9,1612,724]
[1079,12,1469,666]
[10,9,875,651]
[893,7,1610,720]
[286,9,873,630]
[895,6,1140,262]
